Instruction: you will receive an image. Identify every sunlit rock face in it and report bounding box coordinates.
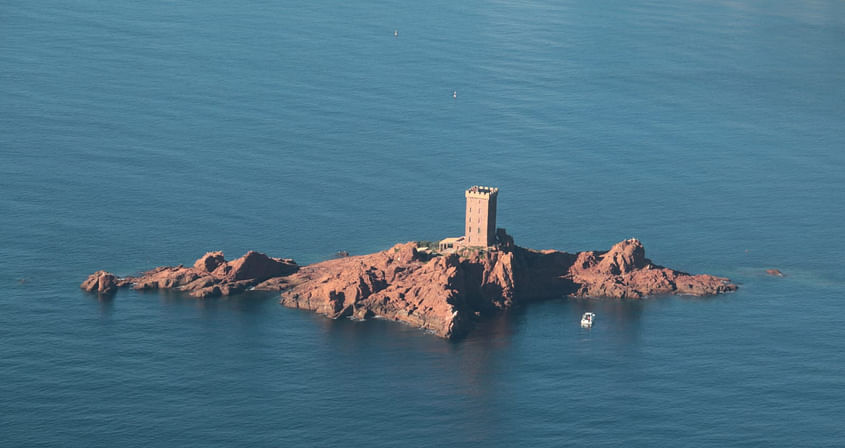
[82,237,735,339]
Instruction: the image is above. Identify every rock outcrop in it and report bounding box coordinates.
[80,270,121,296]
[193,251,226,273]
[80,251,298,298]
[278,238,736,339]
[82,238,735,339]
[568,239,735,298]
[280,243,483,339]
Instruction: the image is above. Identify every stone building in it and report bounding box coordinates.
[464,185,498,247]
[439,185,500,251]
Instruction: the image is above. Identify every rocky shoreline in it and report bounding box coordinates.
[82,238,736,339]
[81,251,298,298]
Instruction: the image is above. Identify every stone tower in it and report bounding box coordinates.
[465,186,498,247]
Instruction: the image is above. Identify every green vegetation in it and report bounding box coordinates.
[415,240,440,251]
[455,246,486,258]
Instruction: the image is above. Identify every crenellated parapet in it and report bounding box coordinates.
[465,185,499,199]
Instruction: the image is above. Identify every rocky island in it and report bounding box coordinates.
[82,186,736,339]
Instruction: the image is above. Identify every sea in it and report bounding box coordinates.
[1,1,844,446]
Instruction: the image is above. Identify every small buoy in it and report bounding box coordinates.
[394,29,398,37]
[453,90,457,98]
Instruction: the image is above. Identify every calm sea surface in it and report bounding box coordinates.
[2,1,844,446]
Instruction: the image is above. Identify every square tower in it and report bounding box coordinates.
[465,186,498,247]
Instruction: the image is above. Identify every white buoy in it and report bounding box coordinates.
[394,29,398,37]
[453,90,457,98]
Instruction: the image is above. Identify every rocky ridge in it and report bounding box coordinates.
[81,251,298,298]
[278,239,735,338]
[82,239,735,339]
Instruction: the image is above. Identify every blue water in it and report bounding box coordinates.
[2,0,844,446]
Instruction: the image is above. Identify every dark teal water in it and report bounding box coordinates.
[2,1,844,446]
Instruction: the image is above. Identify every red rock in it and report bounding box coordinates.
[253,276,292,291]
[594,238,648,274]
[82,238,735,339]
[193,251,226,272]
[568,239,735,298]
[82,251,298,299]
[279,238,736,339]
[212,251,298,282]
[280,243,472,338]
[80,270,119,295]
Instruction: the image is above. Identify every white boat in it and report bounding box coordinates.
[581,312,595,328]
